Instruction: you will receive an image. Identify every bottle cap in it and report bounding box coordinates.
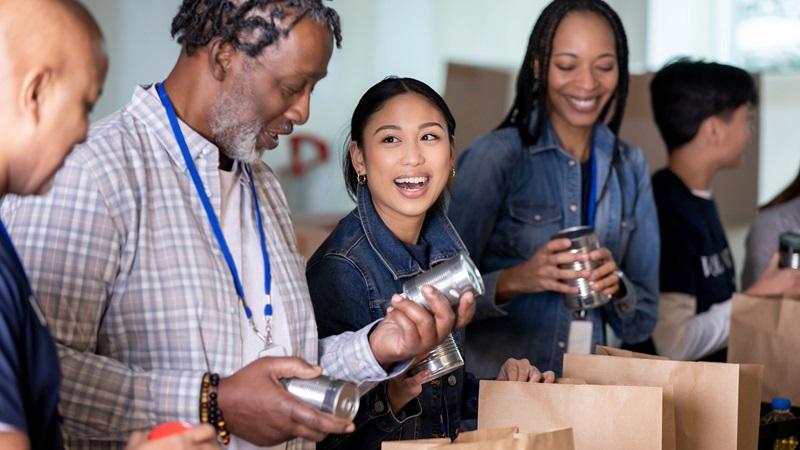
[147,421,193,441]
[772,398,792,410]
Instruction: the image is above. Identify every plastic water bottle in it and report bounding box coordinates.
[762,398,798,450]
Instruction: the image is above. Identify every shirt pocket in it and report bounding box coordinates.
[500,202,563,258]
[618,216,637,258]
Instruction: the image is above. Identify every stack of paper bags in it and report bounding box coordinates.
[563,346,762,449]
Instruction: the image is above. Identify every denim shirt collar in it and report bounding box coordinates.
[528,109,618,200]
[356,185,465,279]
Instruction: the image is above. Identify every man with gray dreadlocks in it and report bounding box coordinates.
[0,1,475,449]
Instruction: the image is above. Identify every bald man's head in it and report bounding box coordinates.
[0,0,108,196]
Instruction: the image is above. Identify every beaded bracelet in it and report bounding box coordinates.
[200,372,230,445]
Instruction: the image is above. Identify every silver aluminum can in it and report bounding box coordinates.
[401,253,483,383]
[282,375,360,421]
[407,333,464,384]
[401,253,485,307]
[552,226,611,311]
[778,231,800,270]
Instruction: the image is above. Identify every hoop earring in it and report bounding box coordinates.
[450,167,456,179]
[357,174,367,185]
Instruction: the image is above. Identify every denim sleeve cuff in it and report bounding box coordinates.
[611,270,637,320]
[474,271,508,320]
[371,384,423,433]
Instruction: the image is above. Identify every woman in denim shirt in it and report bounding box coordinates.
[448,0,659,378]
[307,78,553,449]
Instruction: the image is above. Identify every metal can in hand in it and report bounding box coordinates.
[401,252,485,307]
[282,375,360,421]
[402,253,483,384]
[552,225,611,311]
[778,231,800,270]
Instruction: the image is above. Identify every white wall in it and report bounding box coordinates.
[759,75,800,204]
[83,0,181,121]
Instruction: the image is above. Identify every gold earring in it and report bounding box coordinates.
[357,173,367,185]
[450,166,457,179]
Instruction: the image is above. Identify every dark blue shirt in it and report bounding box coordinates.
[307,186,479,449]
[0,219,62,450]
[652,169,734,361]
[652,169,736,312]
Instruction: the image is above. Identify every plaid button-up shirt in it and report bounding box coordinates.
[1,85,390,450]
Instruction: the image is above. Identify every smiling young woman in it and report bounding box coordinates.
[306,77,553,449]
[448,0,660,378]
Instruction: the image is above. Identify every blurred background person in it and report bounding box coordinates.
[648,59,800,362]
[743,164,800,289]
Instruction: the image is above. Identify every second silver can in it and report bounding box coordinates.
[551,225,611,311]
[282,375,360,421]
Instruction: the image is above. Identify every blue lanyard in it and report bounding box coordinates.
[155,83,273,340]
[586,128,598,228]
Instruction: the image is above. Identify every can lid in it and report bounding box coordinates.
[335,381,360,421]
[772,397,792,410]
[779,232,800,249]
[551,225,595,241]
[459,253,485,296]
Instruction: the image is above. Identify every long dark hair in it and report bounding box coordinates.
[343,77,456,201]
[498,0,629,146]
[763,166,800,210]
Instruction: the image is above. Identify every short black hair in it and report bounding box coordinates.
[650,58,757,152]
[499,0,629,146]
[171,0,342,57]
[343,77,456,202]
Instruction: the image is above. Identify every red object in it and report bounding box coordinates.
[289,134,329,177]
[147,421,193,441]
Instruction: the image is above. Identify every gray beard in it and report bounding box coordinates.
[208,81,266,163]
[211,117,263,163]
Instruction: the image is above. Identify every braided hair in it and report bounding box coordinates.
[171,0,342,57]
[498,0,629,147]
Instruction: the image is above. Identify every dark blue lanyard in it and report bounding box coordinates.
[586,128,598,228]
[155,83,273,327]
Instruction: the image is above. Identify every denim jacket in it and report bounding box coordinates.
[448,111,659,378]
[307,186,479,449]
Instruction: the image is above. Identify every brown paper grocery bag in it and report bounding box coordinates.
[564,352,763,450]
[595,345,668,360]
[381,426,575,450]
[381,438,450,450]
[728,293,800,405]
[452,426,574,450]
[478,380,665,450]
[452,427,517,442]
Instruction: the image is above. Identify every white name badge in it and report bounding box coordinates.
[567,320,593,355]
[259,344,288,358]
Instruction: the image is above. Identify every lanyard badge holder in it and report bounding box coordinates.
[157,83,360,419]
[156,83,281,358]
